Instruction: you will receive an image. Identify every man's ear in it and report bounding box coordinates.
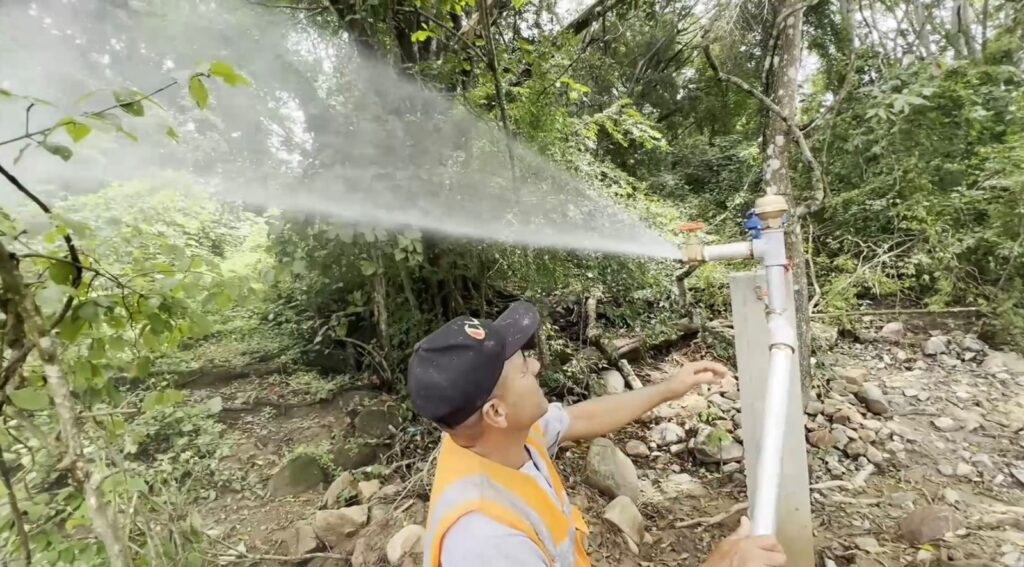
[481,399,509,429]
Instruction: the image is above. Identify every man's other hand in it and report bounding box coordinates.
[665,360,731,398]
[703,517,787,567]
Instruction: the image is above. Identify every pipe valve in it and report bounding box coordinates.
[677,221,706,264]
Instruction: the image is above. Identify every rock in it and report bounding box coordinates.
[270,454,326,497]
[807,430,836,449]
[844,440,869,459]
[624,440,650,458]
[649,423,686,447]
[932,417,960,432]
[662,473,707,498]
[1011,468,1024,486]
[584,438,640,503]
[358,480,382,502]
[856,384,891,416]
[956,462,976,478]
[823,401,840,417]
[650,395,708,420]
[899,506,961,545]
[938,354,960,367]
[839,368,870,385]
[373,482,404,503]
[922,336,949,356]
[862,419,883,432]
[719,375,739,393]
[332,442,385,470]
[959,336,987,353]
[971,453,995,469]
[708,394,737,412]
[354,404,403,438]
[983,351,1024,374]
[880,322,906,342]
[942,488,960,505]
[603,495,643,545]
[669,443,686,455]
[894,348,911,362]
[1000,552,1023,567]
[831,426,851,448]
[722,462,742,474]
[314,506,370,548]
[855,537,882,553]
[865,446,884,465]
[859,429,877,443]
[599,369,626,395]
[323,472,358,508]
[693,426,743,463]
[283,522,321,556]
[386,525,425,565]
[833,407,864,427]
[938,464,955,476]
[805,401,825,416]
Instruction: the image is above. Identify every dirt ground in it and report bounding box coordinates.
[190,316,1024,566]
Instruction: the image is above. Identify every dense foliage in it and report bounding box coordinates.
[0,0,1021,564]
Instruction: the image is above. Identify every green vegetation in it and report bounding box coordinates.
[1,0,1022,565]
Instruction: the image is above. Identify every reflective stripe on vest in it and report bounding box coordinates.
[423,426,586,567]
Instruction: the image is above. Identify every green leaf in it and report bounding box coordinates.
[131,356,152,378]
[58,316,87,342]
[166,127,180,143]
[48,261,76,285]
[511,0,527,8]
[63,120,92,143]
[410,30,433,42]
[359,260,377,276]
[188,76,209,110]
[41,142,73,162]
[113,89,146,117]
[9,387,50,411]
[209,61,252,87]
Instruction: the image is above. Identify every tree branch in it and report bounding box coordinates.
[702,44,827,217]
[0,441,31,564]
[762,0,820,92]
[0,241,130,567]
[0,162,83,331]
[395,6,487,62]
[0,81,179,148]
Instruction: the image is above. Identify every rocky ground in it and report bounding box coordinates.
[192,318,1024,566]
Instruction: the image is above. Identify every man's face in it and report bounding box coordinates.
[492,350,547,429]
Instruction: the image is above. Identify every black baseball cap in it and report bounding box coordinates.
[407,301,539,428]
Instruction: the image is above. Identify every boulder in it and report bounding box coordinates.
[807,430,836,449]
[956,462,976,478]
[599,369,626,395]
[839,368,869,386]
[856,384,891,416]
[354,404,403,438]
[603,495,643,545]
[958,336,987,353]
[584,438,640,503]
[865,446,885,465]
[899,506,961,545]
[386,525,425,565]
[269,454,326,497]
[922,337,949,356]
[322,472,358,509]
[692,426,743,463]
[932,417,960,432]
[805,401,825,416]
[332,441,385,470]
[624,440,650,458]
[358,480,382,502]
[812,322,839,347]
[314,506,370,549]
[282,522,321,556]
[649,423,685,447]
[844,440,869,459]
[879,322,905,342]
[833,407,864,427]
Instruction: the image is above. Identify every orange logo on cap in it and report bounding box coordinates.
[464,318,486,340]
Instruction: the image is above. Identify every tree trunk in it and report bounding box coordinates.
[762,0,812,394]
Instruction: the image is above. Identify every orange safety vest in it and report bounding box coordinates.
[423,424,590,567]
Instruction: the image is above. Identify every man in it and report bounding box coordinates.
[407,301,787,567]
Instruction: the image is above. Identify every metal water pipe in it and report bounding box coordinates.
[679,194,795,536]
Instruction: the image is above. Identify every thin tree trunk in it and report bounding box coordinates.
[981,0,990,53]
[762,0,812,394]
[479,0,517,179]
[0,243,131,567]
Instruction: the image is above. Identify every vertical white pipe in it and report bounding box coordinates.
[750,344,793,535]
[750,261,797,536]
